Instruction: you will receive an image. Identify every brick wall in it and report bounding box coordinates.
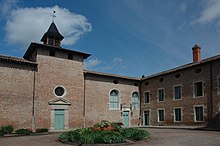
[84,74,140,127]
[141,60,220,127]
[0,62,35,129]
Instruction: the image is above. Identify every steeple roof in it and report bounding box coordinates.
[40,22,64,42]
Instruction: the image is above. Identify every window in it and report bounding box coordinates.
[144,92,150,104]
[218,77,220,95]
[194,106,204,122]
[109,90,119,109]
[158,88,165,102]
[194,81,203,97]
[157,109,165,122]
[174,85,182,100]
[132,92,139,109]
[54,86,66,97]
[174,108,182,122]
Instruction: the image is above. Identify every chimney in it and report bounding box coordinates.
[192,44,201,63]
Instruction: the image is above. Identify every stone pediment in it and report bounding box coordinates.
[48,98,71,105]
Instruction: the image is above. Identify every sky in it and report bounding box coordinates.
[0,0,220,77]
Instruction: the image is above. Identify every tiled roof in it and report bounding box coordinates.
[142,54,220,80]
[84,70,140,81]
[0,54,37,66]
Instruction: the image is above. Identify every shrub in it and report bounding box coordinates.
[15,129,32,135]
[1,125,14,134]
[111,122,124,133]
[59,128,125,144]
[122,128,149,141]
[0,130,4,136]
[36,128,48,133]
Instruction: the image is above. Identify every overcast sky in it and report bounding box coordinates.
[0,0,220,77]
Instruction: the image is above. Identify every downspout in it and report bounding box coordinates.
[138,80,142,126]
[32,65,36,131]
[209,62,213,126]
[83,73,86,128]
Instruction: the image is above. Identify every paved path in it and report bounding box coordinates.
[0,128,219,146]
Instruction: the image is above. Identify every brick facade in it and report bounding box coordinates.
[0,22,220,131]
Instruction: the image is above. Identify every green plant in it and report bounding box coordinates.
[35,128,48,133]
[122,128,149,141]
[59,128,125,144]
[1,125,14,134]
[15,128,32,135]
[0,130,4,136]
[110,122,124,133]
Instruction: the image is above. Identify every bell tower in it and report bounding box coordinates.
[40,22,64,47]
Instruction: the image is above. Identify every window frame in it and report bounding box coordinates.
[157,88,165,102]
[173,85,182,100]
[173,107,182,122]
[193,81,204,98]
[157,108,165,122]
[109,89,120,110]
[144,91,150,104]
[194,105,204,122]
[131,91,139,110]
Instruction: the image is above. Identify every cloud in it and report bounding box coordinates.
[4,5,92,48]
[85,58,102,69]
[197,0,220,23]
[0,0,18,16]
[180,3,187,12]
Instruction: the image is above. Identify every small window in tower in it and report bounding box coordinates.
[48,38,54,46]
[49,49,55,56]
[55,40,60,47]
[145,81,149,86]
[113,80,118,84]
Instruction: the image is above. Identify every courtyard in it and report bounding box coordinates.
[0,128,219,146]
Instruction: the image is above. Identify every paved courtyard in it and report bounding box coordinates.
[0,128,219,146]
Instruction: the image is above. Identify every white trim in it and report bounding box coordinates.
[193,105,204,122]
[144,91,150,104]
[173,85,182,101]
[53,85,67,98]
[109,89,120,110]
[157,108,165,122]
[131,91,140,110]
[173,107,183,122]
[193,81,204,98]
[157,88,165,102]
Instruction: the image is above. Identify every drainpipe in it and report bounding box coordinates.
[138,80,142,126]
[83,73,86,128]
[32,65,36,131]
[209,62,213,127]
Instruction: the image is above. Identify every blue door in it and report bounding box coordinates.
[122,111,129,127]
[55,109,64,130]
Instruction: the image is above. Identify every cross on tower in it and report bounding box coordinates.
[52,10,56,22]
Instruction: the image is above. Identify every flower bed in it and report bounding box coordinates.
[59,120,149,145]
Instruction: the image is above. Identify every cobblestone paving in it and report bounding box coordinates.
[0,128,219,146]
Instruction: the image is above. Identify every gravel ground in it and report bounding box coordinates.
[0,128,219,146]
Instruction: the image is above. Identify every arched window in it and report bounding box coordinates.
[109,90,119,109]
[132,92,139,109]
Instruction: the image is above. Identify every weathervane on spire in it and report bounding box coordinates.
[52,10,56,22]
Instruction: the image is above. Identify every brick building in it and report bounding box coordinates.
[0,22,220,131]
